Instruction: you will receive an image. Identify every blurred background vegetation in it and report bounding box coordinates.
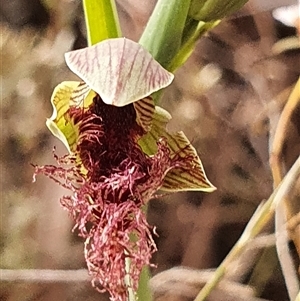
[1,0,299,300]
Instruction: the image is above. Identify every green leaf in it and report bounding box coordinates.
[189,0,249,21]
[139,0,191,68]
[65,38,174,107]
[83,0,122,46]
[138,0,248,75]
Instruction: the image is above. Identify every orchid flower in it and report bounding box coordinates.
[33,38,215,301]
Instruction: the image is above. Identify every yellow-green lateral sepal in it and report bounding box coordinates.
[161,131,215,192]
[46,81,82,153]
[138,106,216,192]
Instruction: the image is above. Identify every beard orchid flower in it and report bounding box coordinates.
[33,38,215,301]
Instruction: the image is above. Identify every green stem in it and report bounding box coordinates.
[137,266,153,301]
[168,20,219,72]
[125,257,136,301]
[83,0,121,46]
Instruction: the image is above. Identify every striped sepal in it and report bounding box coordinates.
[70,82,92,107]
[46,81,81,153]
[65,38,174,107]
[139,106,216,192]
[133,97,155,132]
[161,131,215,192]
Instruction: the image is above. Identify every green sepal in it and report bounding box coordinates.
[46,81,81,153]
[46,81,95,153]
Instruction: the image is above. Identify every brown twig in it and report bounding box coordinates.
[0,269,90,282]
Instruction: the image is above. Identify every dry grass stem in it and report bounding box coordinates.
[193,155,300,301]
[275,201,300,300]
